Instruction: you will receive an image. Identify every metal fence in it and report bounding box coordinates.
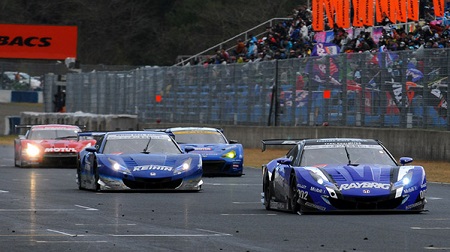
[51,48,449,130]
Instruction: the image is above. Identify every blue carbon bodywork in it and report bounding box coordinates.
[77,131,203,191]
[79,153,203,191]
[261,138,427,213]
[264,160,427,213]
[178,143,244,176]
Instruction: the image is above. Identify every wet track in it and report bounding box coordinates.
[1,145,450,252]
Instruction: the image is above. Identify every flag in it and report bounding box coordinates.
[406,62,424,82]
[311,43,341,56]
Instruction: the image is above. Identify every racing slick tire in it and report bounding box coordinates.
[289,175,301,214]
[94,161,100,191]
[263,168,272,210]
[76,165,83,190]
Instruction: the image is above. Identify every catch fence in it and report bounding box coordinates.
[54,48,449,130]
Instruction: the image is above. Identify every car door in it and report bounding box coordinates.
[272,145,300,201]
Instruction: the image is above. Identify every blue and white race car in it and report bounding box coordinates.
[77,131,203,191]
[262,138,427,213]
[158,127,244,176]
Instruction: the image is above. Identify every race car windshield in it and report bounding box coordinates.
[300,146,396,166]
[103,137,182,155]
[29,129,79,140]
[173,131,227,144]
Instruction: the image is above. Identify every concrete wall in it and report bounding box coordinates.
[142,123,450,162]
[18,113,450,161]
[19,112,138,133]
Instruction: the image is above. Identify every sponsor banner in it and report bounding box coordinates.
[407,0,419,21]
[433,0,445,17]
[0,24,77,60]
[312,0,325,31]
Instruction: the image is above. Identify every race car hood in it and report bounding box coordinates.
[180,144,237,156]
[102,153,196,178]
[23,139,94,152]
[321,164,399,194]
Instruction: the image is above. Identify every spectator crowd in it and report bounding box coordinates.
[194,0,450,65]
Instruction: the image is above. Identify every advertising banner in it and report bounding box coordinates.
[0,24,77,60]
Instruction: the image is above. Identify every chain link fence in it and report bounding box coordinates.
[52,48,448,130]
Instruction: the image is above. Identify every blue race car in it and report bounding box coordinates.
[160,127,244,176]
[261,138,427,214]
[77,131,203,191]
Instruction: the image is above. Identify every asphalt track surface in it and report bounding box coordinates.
[1,145,450,252]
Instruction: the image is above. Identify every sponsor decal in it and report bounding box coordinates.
[298,183,307,189]
[339,182,390,190]
[310,186,324,193]
[403,186,417,194]
[305,202,326,211]
[45,147,77,152]
[133,165,173,172]
[406,201,424,210]
[195,147,212,151]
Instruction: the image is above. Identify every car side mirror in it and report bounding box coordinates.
[399,157,413,165]
[85,147,97,153]
[184,146,195,153]
[276,157,291,165]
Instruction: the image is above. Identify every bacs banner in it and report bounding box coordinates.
[0,24,77,60]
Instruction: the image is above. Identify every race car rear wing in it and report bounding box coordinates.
[77,132,106,141]
[261,139,303,152]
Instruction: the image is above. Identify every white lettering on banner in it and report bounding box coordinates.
[339,182,390,190]
[45,148,77,152]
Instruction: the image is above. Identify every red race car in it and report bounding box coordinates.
[14,124,96,168]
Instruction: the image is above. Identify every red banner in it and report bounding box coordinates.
[397,0,407,22]
[312,0,325,31]
[433,0,445,17]
[324,0,335,29]
[362,0,374,26]
[0,24,77,60]
[407,0,419,21]
[352,0,364,27]
[335,0,351,28]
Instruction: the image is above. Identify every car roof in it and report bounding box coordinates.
[106,131,169,136]
[31,124,81,130]
[303,138,380,146]
[168,127,221,133]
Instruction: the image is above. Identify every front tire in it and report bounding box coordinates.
[289,176,300,214]
[93,161,100,191]
[263,170,272,210]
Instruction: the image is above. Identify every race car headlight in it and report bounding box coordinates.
[308,170,337,190]
[25,143,40,157]
[174,158,192,175]
[393,171,413,190]
[108,158,131,175]
[222,150,236,159]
